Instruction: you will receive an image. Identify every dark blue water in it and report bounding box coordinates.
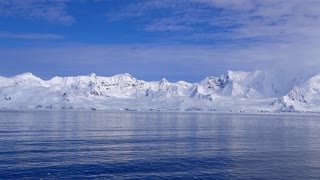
[1,111,320,179]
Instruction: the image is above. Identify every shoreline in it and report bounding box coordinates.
[1,108,320,116]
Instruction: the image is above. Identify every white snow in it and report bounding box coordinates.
[274,73,320,112]
[1,70,319,113]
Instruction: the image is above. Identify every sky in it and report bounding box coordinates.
[1,0,320,82]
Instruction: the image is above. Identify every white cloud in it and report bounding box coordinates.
[102,0,320,75]
[1,42,319,80]
[0,32,64,39]
[0,0,74,25]
[206,0,320,41]
[108,0,320,43]
[1,1,320,79]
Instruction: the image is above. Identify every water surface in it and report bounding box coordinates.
[0,111,320,179]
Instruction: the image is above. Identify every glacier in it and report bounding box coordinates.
[1,70,320,113]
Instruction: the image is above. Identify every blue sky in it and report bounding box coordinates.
[1,0,320,82]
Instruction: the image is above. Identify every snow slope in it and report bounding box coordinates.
[274,73,320,112]
[0,71,319,112]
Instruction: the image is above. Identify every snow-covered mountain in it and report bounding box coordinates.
[273,73,320,112]
[0,71,319,112]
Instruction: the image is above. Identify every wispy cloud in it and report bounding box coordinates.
[0,0,74,25]
[1,1,320,80]
[101,0,320,77]
[107,0,320,43]
[0,32,64,40]
[1,42,319,81]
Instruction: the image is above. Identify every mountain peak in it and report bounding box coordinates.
[13,72,40,80]
[111,73,134,79]
[15,72,34,77]
[160,78,168,82]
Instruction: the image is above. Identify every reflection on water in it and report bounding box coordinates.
[0,111,320,179]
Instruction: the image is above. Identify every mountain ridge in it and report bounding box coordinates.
[1,71,319,112]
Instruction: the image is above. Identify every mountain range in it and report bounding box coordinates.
[1,71,320,113]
